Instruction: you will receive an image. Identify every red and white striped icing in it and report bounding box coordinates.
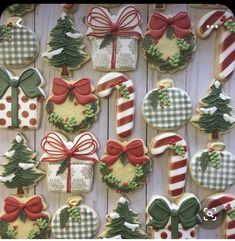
[150,132,188,198]
[207,193,235,239]
[197,10,235,81]
[96,72,135,138]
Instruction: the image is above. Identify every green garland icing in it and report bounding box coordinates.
[147,88,171,109]
[172,144,186,157]
[118,84,131,99]
[46,100,98,133]
[19,209,27,222]
[99,160,152,193]
[228,208,235,221]
[68,206,81,223]
[143,33,196,72]
[224,20,235,33]
[0,24,13,42]
[199,150,221,172]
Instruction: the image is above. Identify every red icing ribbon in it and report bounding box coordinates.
[49,78,97,105]
[41,132,98,193]
[147,12,191,41]
[0,196,47,222]
[102,140,149,166]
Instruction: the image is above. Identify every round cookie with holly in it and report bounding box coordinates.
[46,77,99,133]
[142,79,192,131]
[99,138,152,193]
[142,11,196,73]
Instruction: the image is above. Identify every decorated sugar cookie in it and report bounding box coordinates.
[51,196,99,239]
[46,77,99,133]
[205,193,235,239]
[149,132,188,198]
[190,141,235,191]
[196,10,235,81]
[0,67,46,129]
[4,4,35,16]
[191,80,235,140]
[40,131,99,193]
[99,138,151,193]
[42,12,90,76]
[99,196,147,239]
[86,5,143,71]
[0,195,50,239]
[97,72,135,137]
[142,11,196,73]
[142,79,192,130]
[0,134,45,195]
[96,4,121,8]
[146,193,202,239]
[61,4,78,14]
[0,17,39,68]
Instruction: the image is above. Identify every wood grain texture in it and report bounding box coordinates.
[0,3,234,239]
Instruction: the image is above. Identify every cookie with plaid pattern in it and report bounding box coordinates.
[51,196,99,239]
[190,141,235,190]
[142,79,192,130]
[0,17,39,68]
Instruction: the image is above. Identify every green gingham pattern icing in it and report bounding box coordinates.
[142,87,192,130]
[0,26,38,67]
[190,150,235,190]
[51,205,99,239]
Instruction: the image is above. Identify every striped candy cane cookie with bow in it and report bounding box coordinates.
[97,72,135,138]
[149,132,188,198]
[206,193,235,239]
[196,10,235,81]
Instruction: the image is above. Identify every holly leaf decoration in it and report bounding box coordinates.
[199,152,210,172]
[56,160,69,176]
[148,90,159,109]
[228,208,235,221]
[166,26,174,39]
[99,33,115,49]
[68,90,74,102]
[59,207,70,228]
[120,153,128,166]
[19,209,27,222]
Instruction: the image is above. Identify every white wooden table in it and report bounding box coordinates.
[0,4,234,239]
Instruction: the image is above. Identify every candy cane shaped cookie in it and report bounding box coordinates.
[97,72,135,137]
[206,193,235,239]
[197,10,235,81]
[150,132,188,198]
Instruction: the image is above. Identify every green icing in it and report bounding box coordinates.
[27,217,50,239]
[147,88,171,109]
[224,19,235,33]
[6,4,34,16]
[199,151,221,172]
[0,25,13,42]
[59,207,70,228]
[147,197,201,239]
[99,33,116,49]
[172,144,186,157]
[68,206,81,223]
[166,26,174,39]
[118,84,131,99]
[56,160,69,175]
[228,208,235,221]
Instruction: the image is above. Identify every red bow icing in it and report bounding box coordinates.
[86,5,142,38]
[49,78,97,104]
[147,11,191,40]
[0,196,47,222]
[102,140,149,166]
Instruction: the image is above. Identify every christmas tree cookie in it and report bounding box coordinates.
[46,77,99,133]
[0,17,39,68]
[142,79,192,130]
[191,80,235,140]
[0,134,45,195]
[142,11,196,73]
[42,12,90,76]
[190,141,235,191]
[99,196,147,239]
[51,196,99,239]
[99,138,151,193]
[0,195,50,239]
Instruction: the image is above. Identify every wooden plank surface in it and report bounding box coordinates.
[0,3,234,239]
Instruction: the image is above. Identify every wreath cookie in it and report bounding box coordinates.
[99,138,152,193]
[142,11,196,73]
[142,79,192,131]
[46,77,99,133]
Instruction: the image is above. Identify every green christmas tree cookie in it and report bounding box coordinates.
[0,134,45,195]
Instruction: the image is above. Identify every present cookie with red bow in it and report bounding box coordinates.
[40,131,99,193]
[99,139,152,193]
[46,77,99,133]
[0,195,50,239]
[142,11,196,73]
[86,5,143,71]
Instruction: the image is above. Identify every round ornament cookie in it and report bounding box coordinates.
[142,11,196,73]
[190,141,235,191]
[0,17,39,68]
[99,196,147,239]
[46,77,99,133]
[51,196,99,239]
[142,79,192,131]
[99,138,151,193]
[0,195,50,239]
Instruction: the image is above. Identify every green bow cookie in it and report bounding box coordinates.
[147,196,202,239]
[0,68,44,128]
